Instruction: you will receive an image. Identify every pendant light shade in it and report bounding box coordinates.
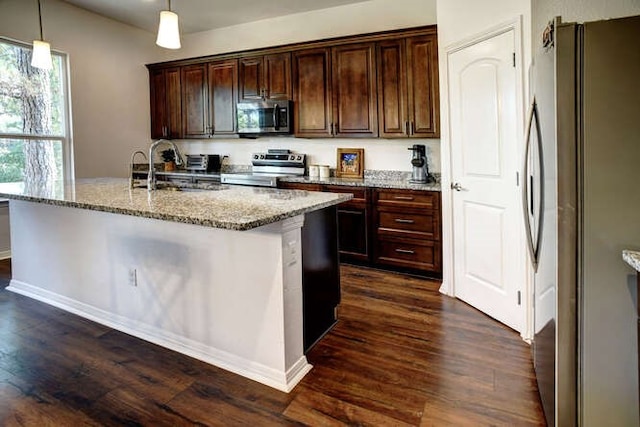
[31,40,53,70]
[32,0,52,70]
[156,1,181,49]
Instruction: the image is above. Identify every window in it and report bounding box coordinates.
[0,38,72,185]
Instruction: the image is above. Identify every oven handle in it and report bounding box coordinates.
[273,103,280,131]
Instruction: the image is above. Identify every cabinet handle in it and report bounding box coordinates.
[405,121,410,135]
[394,218,415,224]
[395,248,415,255]
[410,121,415,135]
[330,123,334,136]
[393,196,414,201]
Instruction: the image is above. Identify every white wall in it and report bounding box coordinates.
[0,0,157,179]
[159,0,440,173]
[532,0,640,43]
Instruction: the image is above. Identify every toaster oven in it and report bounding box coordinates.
[185,154,221,173]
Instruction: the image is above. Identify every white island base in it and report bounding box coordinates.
[7,200,312,392]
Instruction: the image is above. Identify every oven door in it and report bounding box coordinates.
[237,101,292,134]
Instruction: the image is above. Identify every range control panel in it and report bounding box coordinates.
[251,150,306,167]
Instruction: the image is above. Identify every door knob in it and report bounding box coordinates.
[451,182,464,191]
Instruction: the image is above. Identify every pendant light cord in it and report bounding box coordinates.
[168,0,172,12]
[37,0,44,40]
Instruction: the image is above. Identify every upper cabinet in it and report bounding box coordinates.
[377,34,439,138]
[293,48,333,138]
[332,43,378,138]
[147,25,439,140]
[239,53,291,101]
[293,43,378,138]
[178,59,239,139]
[208,60,239,135]
[150,67,181,139]
[181,64,209,138]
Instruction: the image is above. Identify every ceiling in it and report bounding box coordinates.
[60,0,371,34]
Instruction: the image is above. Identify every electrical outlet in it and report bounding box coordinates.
[128,268,137,287]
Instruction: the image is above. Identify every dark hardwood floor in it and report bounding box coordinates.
[0,259,545,426]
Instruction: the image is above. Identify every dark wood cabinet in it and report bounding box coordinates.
[278,182,323,192]
[208,59,239,135]
[377,34,440,138]
[148,25,439,140]
[181,64,209,138]
[293,43,378,138]
[373,188,441,275]
[407,35,439,137]
[293,48,333,138]
[180,60,239,138]
[324,185,371,262]
[278,182,441,276]
[150,67,182,139]
[239,53,291,101]
[331,43,378,138]
[278,182,371,263]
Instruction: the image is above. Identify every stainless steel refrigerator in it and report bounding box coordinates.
[525,14,640,427]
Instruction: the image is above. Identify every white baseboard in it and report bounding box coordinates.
[7,279,312,393]
[0,250,11,260]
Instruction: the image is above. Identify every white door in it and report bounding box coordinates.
[448,29,524,332]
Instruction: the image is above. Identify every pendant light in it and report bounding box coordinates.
[156,0,181,49]
[31,0,52,70]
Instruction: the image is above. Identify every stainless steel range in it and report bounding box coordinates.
[220,149,306,187]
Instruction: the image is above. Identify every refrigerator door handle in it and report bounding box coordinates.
[522,99,544,271]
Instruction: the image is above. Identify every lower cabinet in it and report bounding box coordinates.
[279,181,442,277]
[373,189,441,275]
[324,185,370,263]
[279,182,370,263]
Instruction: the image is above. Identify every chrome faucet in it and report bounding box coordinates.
[129,150,148,189]
[147,139,184,191]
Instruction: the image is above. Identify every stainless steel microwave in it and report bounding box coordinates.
[236,100,293,135]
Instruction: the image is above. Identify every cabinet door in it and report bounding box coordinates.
[332,43,378,138]
[181,64,209,138]
[208,60,238,135]
[165,67,182,139]
[293,48,333,138]
[407,35,440,138]
[264,53,291,100]
[325,185,370,262]
[239,56,263,101]
[149,69,167,139]
[150,68,182,139]
[377,39,408,138]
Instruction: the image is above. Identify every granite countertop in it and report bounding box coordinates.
[622,250,640,272]
[0,178,351,231]
[279,172,442,192]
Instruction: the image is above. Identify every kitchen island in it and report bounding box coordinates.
[0,178,351,392]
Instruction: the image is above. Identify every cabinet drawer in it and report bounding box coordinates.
[376,189,438,209]
[324,185,368,208]
[375,237,440,272]
[324,185,367,201]
[377,209,439,240]
[279,182,323,191]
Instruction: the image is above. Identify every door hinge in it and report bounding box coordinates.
[512,52,516,67]
[517,290,521,305]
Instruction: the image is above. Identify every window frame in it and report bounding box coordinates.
[0,37,74,181]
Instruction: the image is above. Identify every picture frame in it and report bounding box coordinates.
[336,148,364,178]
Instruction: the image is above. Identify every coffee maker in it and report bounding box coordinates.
[408,144,429,183]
